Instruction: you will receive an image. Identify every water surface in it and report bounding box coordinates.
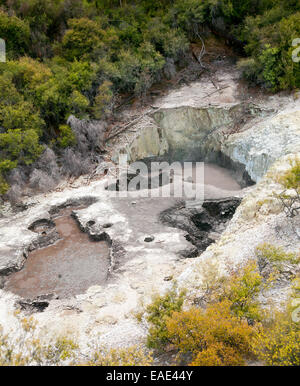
[5,208,110,299]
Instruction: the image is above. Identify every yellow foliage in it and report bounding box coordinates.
[253,311,300,366]
[206,261,264,322]
[145,285,186,349]
[0,317,152,366]
[166,300,256,366]
[82,346,153,366]
[190,342,244,366]
[20,316,36,333]
[221,261,263,321]
[277,156,300,192]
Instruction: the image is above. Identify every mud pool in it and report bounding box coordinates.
[4,208,110,299]
[3,162,243,301]
[172,163,241,191]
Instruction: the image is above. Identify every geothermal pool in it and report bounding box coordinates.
[5,208,110,299]
[4,162,242,301]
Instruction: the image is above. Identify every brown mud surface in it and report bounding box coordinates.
[5,208,110,299]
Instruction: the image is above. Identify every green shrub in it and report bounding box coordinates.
[253,310,300,366]
[241,9,300,90]
[142,17,188,59]
[4,57,52,94]
[209,261,264,322]
[0,10,30,57]
[278,157,300,192]
[170,0,209,35]
[70,91,89,117]
[0,129,44,167]
[0,173,9,196]
[275,156,300,217]
[256,243,300,269]
[224,261,263,322]
[0,101,44,134]
[59,17,106,61]
[92,80,114,119]
[57,125,77,148]
[166,300,256,366]
[145,285,186,349]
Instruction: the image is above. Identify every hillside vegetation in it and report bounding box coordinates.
[1,257,299,366]
[0,0,299,199]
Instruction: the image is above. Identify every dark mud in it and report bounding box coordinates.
[160,197,242,253]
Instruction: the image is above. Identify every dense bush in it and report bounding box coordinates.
[145,286,186,349]
[144,255,299,366]
[0,0,299,199]
[0,10,30,57]
[253,310,300,366]
[0,129,44,168]
[239,4,300,90]
[166,300,256,366]
[59,17,107,61]
[144,263,265,365]
[195,261,265,322]
[57,124,77,148]
[217,261,264,322]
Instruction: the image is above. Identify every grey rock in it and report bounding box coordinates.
[144,235,155,242]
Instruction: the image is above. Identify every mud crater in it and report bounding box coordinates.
[2,161,246,312]
[107,162,245,193]
[3,198,111,307]
[106,160,245,257]
[160,197,242,254]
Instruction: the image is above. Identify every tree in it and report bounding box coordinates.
[56,125,76,148]
[0,10,30,57]
[0,101,44,134]
[92,80,114,119]
[60,17,106,61]
[0,129,44,167]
